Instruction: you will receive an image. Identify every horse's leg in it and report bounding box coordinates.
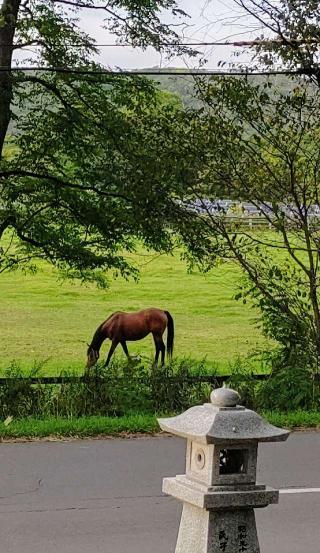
[160,339,166,366]
[154,345,160,367]
[157,334,166,366]
[104,340,118,367]
[121,340,130,360]
[153,333,164,367]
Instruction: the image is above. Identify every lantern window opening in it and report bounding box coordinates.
[219,448,249,475]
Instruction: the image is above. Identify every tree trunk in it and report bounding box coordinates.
[307,266,320,365]
[0,0,21,158]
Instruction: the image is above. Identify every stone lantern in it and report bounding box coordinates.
[158,387,290,553]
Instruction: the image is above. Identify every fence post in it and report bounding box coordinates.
[158,387,290,553]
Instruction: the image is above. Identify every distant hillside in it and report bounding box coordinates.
[142,67,313,108]
[147,70,202,108]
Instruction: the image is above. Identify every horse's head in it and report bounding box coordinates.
[86,344,99,368]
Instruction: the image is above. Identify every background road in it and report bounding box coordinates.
[0,432,319,552]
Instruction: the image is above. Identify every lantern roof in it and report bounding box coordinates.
[158,387,290,445]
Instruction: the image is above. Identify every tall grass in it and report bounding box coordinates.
[0,358,213,419]
[1,356,318,429]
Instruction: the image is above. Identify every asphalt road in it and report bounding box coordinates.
[0,432,319,552]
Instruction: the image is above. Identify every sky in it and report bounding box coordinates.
[79,0,261,70]
[13,0,265,71]
[80,0,259,69]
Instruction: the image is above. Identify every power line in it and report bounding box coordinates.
[0,66,313,76]
[97,39,320,47]
[8,38,320,48]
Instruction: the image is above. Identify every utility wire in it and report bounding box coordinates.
[7,38,320,48]
[0,66,315,76]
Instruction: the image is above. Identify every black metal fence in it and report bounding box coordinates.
[0,374,268,385]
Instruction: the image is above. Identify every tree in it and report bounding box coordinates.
[162,1,320,373]
[0,0,196,283]
[172,76,320,371]
[233,0,320,86]
[0,0,193,151]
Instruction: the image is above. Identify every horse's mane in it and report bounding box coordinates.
[88,322,105,352]
[88,312,118,352]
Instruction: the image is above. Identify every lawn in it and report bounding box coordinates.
[0,411,318,439]
[0,251,268,375]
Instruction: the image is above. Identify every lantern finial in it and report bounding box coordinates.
[210,387,240,407]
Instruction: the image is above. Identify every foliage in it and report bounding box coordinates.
[227,357,258,409]
[0,0,197,283]
[228,357,320,412]
[256,366,318,411]
[2,75,195,285]
[0,361,52,418]
[0,414,160,439]
[226,2,320,375]
[1,356,319,422]
[0,358,212,419]
[236,256,318,372]
[261,409,320,429]
[172,76,320,372]
[236,0,320,86]
[150,357,212,412]
[165,0,320,376]
[2,408,320,439]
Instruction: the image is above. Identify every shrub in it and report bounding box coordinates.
[227,357,320,412]
[0,357,214,419]
[237,261,319,374]
[256,366,319,411]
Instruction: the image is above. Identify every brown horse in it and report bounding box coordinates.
[86,308,174,368]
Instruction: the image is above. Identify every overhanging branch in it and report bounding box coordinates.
[0,169,132,202]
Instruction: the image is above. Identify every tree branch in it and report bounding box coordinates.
[0,169,132,202]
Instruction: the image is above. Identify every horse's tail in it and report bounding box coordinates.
[164,311,174,359]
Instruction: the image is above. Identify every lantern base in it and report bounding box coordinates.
[163,476,278,509]
[175,503,260,553]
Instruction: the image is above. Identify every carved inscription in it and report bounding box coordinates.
[238,525,249,552]
[218,530,229,552]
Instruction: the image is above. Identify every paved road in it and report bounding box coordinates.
[0,432,319,552]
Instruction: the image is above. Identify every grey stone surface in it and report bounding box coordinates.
[159,406,290,444]
[185,440,259,487]
[175,504,261,553]
[175,503,209,553]
[210,388,240,408]
[163,476,279,510]
[207,509,260,553]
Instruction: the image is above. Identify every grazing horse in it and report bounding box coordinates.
[86,308,174,368]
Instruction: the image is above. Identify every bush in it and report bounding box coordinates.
[0,361,52,418]
[237,261,319,374]
[227,357,320,412]
[0,358,214,419]
[150,357,212,412]
[256,366,319,411]
[3,356,318,418]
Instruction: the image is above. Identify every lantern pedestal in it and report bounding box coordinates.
[163,476,278,553]
[175,503,260,553]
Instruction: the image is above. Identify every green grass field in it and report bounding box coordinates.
[0,251,269,375]
[0,410,319,439]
